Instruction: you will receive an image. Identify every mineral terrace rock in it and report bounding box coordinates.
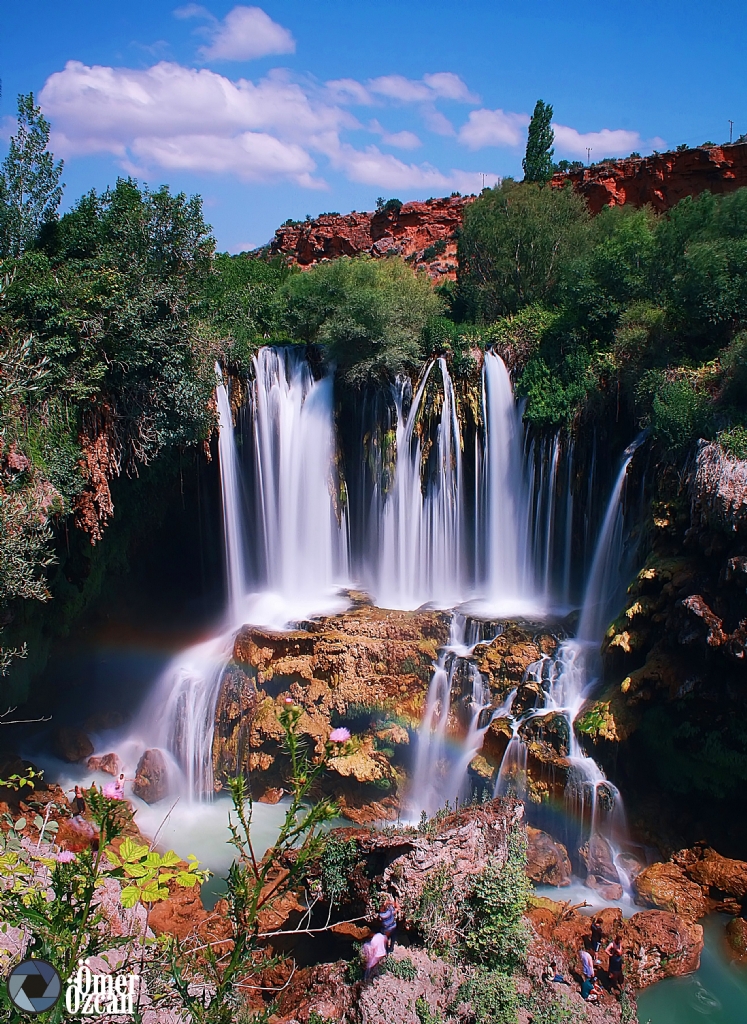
[212,606,449,811]
[133,748,168,804]
[580,833,624,901]
[633,862,709,920]
[726,916,747,959]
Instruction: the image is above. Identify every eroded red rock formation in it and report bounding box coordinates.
[269,195,471,280]
[551,143,747,215]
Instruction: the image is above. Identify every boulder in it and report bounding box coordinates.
[622,910,703,987]
[273,961,355,1023]
[526,827,572,887]
[634,862,709,920]
[149,884,232,956]
[674,846,747,899]
[87,753,121,776]
[52,726,94,763]
[580,833,622,898]
[133,749,168,804]
[726,916,747,960]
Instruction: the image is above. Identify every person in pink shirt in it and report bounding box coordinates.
[361,931,388,982]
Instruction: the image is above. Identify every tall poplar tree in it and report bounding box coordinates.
[523,100,555,183]
[0,93,64,257]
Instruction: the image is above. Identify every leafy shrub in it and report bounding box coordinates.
[637,370,711,453]
[463,826,532,972]
[382,955,417,981]
[462,969,519,1024]
[320,834,358,905]
[717,425,747,459]
[411,862,462,951]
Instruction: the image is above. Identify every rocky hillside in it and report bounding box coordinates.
[550,142,747,214]
[269,196,470,280]
[267,144,747,279]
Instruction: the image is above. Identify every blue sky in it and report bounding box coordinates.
[2,0,745,252]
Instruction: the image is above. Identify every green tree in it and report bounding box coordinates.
[0,93,64,257]
[523,100,555,184]
[458,179,590,319]
[281,255,442,385]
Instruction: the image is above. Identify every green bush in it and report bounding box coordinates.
[717,425,747,459]
[636,370,711,453]
[319,834,358,906]
[281,255,441,384]
[463,827,532,972]
[462,969,519,1024]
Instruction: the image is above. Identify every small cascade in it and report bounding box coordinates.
[480,351,532,611]
[247,347,349,614]
[376,359,464,609]
[526,430,576,610]
[215,366,248,622]
[408,614,491,817]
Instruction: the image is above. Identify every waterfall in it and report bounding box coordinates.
[481,351,531,610]
[124,349,351,800]
[215,366,248,622]
[376,359,464,609]
[408,614,491,817]
[247,347,349,615]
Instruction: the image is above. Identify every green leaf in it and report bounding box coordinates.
[119,837,149,862]
[33,815,44,829]
[14,818,26,831]
[175,871,199,887]
[120,885,140,909]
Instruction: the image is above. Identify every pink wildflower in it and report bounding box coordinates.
[329,727,351,743]
[55,850,76,863]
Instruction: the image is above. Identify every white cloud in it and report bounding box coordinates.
[369,120,421,150]
[422,72,478,103]
[326,78,373,105]
[552,124,648,157]
[40,60,351,185]
[176,5,295,61]
[422,106,455,137]
[458,108,529,150]
[322,138,496,193]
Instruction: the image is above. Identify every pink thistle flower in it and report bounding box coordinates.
[55,850,76,863]
[329,727,351,744]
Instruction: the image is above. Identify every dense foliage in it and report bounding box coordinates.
[522,100,555,184]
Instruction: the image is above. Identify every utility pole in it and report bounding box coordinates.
[481,172,486,190]
[729,120,734,144]
[586,147,592,166]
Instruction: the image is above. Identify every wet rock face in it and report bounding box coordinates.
[269,196,469,281]
[87,753,121,776]
[623,910,703,987]
[633,862,709,920]
[526,827,572,886]
[133,749,168,804]
[212,606,450,816]
[580,833,623,901]
[52,726,94,763]
[550,143,747,215]
[726,916,747,960]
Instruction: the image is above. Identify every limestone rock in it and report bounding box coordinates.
[634,862,708,920]
[580,833,623,899]
[526,827,572,887]
[52,726,94,763]
[273,960,354,1023]
[87,752,121,776]
[133,749,168,804]
[149,884,232,956]
[622,910,703,986]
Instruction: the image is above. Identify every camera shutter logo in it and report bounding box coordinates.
[7,959,62,1014]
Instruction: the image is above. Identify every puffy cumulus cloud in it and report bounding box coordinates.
[322,138,497,193]
[369,121,421,150]
[422,107,456,137]
[422,73,478,103]
[458,108,529,150]
[175,4,295,62]
[326,78,374,105]
[40,60,354,184]
[552,124,656,157]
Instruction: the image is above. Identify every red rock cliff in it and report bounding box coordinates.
[269,195,471,281]
[551,143,747,215]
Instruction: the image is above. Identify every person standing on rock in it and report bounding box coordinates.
[361,930,388,983]
[579,943,595,984]
[606,935,624,993]
[379,895,399,953]
[71,785,86,816]
[590,917,604,965]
